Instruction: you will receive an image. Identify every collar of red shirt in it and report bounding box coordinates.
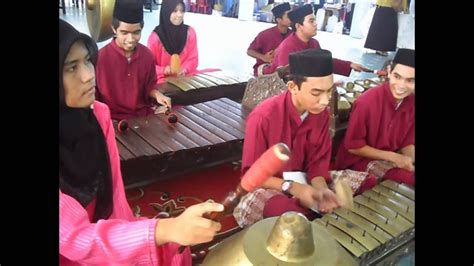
[110,38,141,61]
[382,82,414,113]
[284,90,302,126]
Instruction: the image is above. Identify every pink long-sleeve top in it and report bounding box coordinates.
[59,101,191,265]
[147,27,199,84]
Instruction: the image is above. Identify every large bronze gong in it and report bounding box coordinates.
[202,212,357,265]
[86,0,116,42]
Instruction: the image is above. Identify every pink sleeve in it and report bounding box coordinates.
[59,102,193,265]
[94,101,135,220]
[60,190,160,264]
[97,100,192,266]
[147,32,167,80]
[180,27,199,75]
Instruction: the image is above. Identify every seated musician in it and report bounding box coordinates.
[59,19,224,265]
[95,0,171,121]
[233,49,377,228]
[263,4,367,76]
[247,2,292,76]
[335,48,415,186]
[147,0,198,83]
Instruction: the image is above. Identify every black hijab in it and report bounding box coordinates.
[59,19,113,222]
[153,0,189,55]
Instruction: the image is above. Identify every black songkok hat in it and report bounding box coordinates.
[289,48,333,77]
[288,4,313,23]
[272,2,291,18]
[113,0,144,24]
[393,48,415,68]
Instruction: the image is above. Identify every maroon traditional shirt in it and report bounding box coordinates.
[248,25,292,76]
[95,40,157,120]
[335,82,415,171]
[265,33,352,76]
[242,90,332,183]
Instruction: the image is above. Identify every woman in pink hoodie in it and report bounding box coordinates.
[59,19,222,265]
[147,0,199,83]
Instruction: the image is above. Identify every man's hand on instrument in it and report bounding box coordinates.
[291,183,339,213]
[262,50,275,63]
[312,187,341,214]
[350,63,370,72]
[391,153,415,172]
[155,201,224,246]
[154,91,172,110]
[153,105,168,114]
[291,182,320,210]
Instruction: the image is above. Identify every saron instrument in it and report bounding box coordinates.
[165,71,252,92]
[202,181,414,265]
[315,180,415,264]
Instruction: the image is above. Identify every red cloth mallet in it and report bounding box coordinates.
[177,143,291,253]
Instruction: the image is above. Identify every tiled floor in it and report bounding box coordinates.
[59,4,392,80]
